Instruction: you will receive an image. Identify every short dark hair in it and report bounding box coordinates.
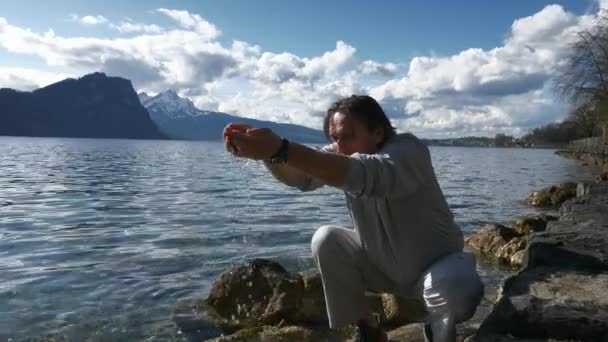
[323,95,396,146]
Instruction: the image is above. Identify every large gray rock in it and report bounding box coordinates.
[476,268,608,341]
[475,183,608,341]
[204,259,316,330]
[526,182,577,208]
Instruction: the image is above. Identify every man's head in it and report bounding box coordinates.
[323,95,396,155]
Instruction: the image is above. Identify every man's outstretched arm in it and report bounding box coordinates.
[283,142,351,188]
[225,126,350,189]
[263,162,319,191]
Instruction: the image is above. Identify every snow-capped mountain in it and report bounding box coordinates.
[139,90,201,121]
[139,90,326,143]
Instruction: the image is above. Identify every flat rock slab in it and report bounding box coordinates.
[477,268,608,341]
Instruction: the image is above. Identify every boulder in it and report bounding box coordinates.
[526,182,577,207]
[465,224,519,255]
[494,237,527,267]
[380,294,427,327]
[465,224,525,267]
[476,268,608,341]
[204,259,310,330]
[511,215,556,235]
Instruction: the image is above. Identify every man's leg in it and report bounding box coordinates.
[418,251,484,342]
[311,225,394,329]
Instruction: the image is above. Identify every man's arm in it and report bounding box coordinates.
[263,162,320,191]
[283,137,430,199]
[284,142,351,188]
[264,143,339,191]
[226,125,350,189]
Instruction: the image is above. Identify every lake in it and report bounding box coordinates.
[0,136,594,341]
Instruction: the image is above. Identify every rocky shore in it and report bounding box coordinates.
[173,140,608,341]
[471,180,608,341]
[466,139,608,341]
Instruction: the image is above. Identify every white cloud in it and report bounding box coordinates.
[1,4,606,138]
[368,4,596,137]
[72,13,163,34]
[111,21,163,34]
[0,67,71,91]
[358,60,399,77]
[72,15,108,25]
[0,15,248,93]
[156,8,220,40]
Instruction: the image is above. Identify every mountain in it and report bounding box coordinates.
[139,91,327,143]
[0,72,166,140]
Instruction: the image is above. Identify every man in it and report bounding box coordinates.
[223,95,483,342]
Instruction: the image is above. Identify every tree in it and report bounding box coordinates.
[554,11,608,138]
[521,121,584,146]
[494,133,513,147]
[568,103,601,137]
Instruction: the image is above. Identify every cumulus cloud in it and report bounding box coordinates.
[0,67,71,91]
[156,8,220,40]
[1,3,606,137]
[71,14,108,25]
[0,15,250,93]
[71,13,163,34]
[111,21,163,34]
[369,4,596,137]
[358,60,399,77]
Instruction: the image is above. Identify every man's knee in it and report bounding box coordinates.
[311,225,344,259]
[422,252,484,323]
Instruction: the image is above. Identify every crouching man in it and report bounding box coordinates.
[223,95,484,342]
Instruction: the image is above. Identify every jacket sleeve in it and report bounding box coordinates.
[266,143,336,192]
[336,141,430,198]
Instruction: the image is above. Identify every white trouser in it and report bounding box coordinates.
[311,225,483,341]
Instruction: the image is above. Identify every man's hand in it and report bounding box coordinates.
[230,128,282,160]
[223,123,251,155]
[223,123,282,160]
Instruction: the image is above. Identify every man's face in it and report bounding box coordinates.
[328,111,384,155]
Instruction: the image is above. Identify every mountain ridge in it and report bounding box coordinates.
[0,72,167,140]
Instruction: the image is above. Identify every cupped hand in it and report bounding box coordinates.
[223,123,252,155]
[230,127,282,160]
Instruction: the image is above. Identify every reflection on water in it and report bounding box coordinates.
[0,136,594,340]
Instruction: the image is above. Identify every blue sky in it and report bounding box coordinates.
[0,0,605,138]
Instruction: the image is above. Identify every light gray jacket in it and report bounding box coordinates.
[270,133,464,289]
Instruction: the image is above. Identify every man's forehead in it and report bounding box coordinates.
[329,112,354,134]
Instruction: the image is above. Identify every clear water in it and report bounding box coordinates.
[0,136,594,341]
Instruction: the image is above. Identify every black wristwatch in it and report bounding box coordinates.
[268,138,290,164]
